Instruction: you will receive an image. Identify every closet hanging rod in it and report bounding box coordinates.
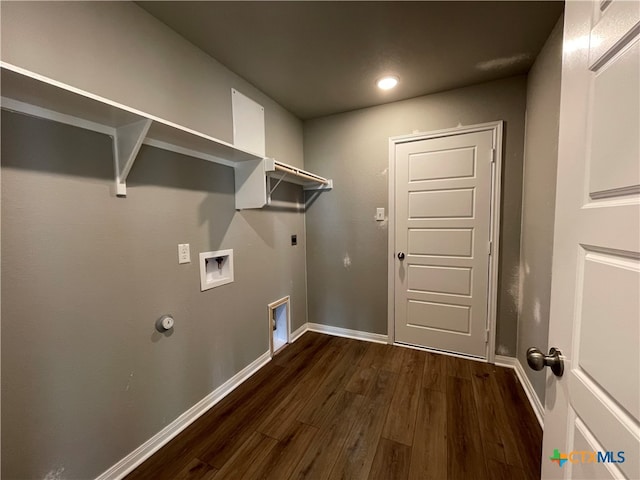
[273,162,330,185]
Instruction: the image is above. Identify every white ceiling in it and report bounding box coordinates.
[138,1,564,120]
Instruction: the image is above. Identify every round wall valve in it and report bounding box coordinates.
[156,315,175,332]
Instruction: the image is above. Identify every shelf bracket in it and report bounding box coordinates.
[303,179,333,191]
[267,171,289,205]
[269,171,288,196]
[114,118,152,196]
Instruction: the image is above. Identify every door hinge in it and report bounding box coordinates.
[485,329,490,343]
[490,148,496,163]
[488,241,493,255]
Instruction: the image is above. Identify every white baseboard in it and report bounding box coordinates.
[495,355,544,427]
[513,357,544,427]
[494,354,517,368]
[95,350,272,480]
[306,322,388,344]
[290,323,308,342]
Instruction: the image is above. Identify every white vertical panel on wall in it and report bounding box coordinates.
[232,89,266,157]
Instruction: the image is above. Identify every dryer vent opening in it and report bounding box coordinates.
[268,296,290,355]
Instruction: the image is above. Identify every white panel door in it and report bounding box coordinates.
[394,129,494,357]
[541,1,640,479]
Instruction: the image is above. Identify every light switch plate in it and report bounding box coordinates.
[376,208,385,221]
[178,244,191,264]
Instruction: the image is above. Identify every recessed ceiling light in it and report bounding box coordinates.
[377,76,399,90]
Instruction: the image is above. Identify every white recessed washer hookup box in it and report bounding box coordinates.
[199,249,234,291]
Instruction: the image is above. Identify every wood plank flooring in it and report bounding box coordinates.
[126,332,542,480]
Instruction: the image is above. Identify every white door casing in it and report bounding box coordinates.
[388,122,502,360]
[542,1,640,479]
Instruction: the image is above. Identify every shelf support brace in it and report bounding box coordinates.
[303,179,333,191]
[267,171,289,205]
[269,171,288,196]
[114,118,152,196]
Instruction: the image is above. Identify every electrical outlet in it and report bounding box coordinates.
[291,234,297,246]
[178,244,191,264]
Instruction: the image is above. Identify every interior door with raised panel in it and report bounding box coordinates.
[541,2,640,479]
[394,128,494,358]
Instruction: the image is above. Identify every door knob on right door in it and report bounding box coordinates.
[526,347,564,377]
[397,252,405,260]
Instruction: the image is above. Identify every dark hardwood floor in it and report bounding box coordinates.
[126,332,542,480]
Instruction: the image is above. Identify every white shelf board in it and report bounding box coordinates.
[0,64,263,165]
[1,66,144,129]
[146,121,260,165]
[1,63,332,205]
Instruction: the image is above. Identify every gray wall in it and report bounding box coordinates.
[517,17,564,405]
[304,76,527,355]
[1,111,307,480]
[1,2,308,478]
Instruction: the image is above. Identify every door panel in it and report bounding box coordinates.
[570,374,639,480]
[407,300,470,333]
[578,253,639,418]
[408,147,475,181]
[571,421,618,480]
[407,265,472,296]
[589,38,639,197]
[542,1,640,478]
[408,189,474,218]
[394,129,494,357]
[408,228,473,257]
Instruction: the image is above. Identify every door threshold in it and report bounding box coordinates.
[393,341,488,363]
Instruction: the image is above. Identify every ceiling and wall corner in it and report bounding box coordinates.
[516,15,564,406]
[137,1,564,119]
